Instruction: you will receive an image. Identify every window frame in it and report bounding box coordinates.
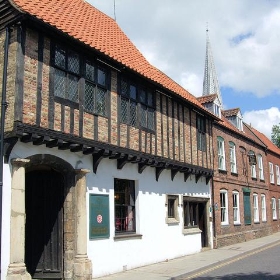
[197,116,206,151]
[253,194,259,223]
[218,137,226,171]
[261,194,267,222]
[52,43,109,116]
[276,165,280,185]
[166,195,179,224]
[220,190,229,225]
[258,154,264,180]
[229,142,237,173]
[269,162,275,184]
[232,191,240,224]
[272,197,277,220]
[119,77,155,132]
[114,178,136,235]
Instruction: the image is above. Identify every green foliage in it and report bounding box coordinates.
[271,123,280,148]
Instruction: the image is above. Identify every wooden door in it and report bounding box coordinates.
[25,169,64,279]
[198,202,207,247]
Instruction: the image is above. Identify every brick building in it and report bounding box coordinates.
[0,0,218,279]
[199,30,278,248]
[249,127,280,233]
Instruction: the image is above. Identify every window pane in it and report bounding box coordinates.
[121,79,129,96]
[54,46,66,69]
[147,91,153,107]
[130,85,137,100]
[129,101,137,126]
[68,74,79,102]
[86,62,95,81]
[97,68,106,86]
[120,98,128,123]
[96,87,106,116]
[139,89,146,104]
[147,109,155,130]
[140,105,147,127]
[114,179,135,233]
[168,199,175,218]
[54,69,66,98]
[68,51,80,74]
[85,82,94,112]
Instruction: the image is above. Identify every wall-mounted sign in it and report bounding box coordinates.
[89,194,109,239]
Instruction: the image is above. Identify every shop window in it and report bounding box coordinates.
[114,179,135,234]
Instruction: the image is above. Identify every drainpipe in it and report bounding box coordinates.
[0,26,10,279]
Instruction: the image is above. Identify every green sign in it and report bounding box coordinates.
[89,194,110,239]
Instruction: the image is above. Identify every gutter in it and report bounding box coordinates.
[0,26,10,279]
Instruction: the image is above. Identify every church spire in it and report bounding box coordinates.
[202,28,223,107]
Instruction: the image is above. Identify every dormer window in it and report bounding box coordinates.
[213,103,221,118]
[224,109,243,131]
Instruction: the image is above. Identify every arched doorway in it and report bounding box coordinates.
[25,168,64,279]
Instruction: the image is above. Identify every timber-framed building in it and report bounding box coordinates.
[0,0,217,279]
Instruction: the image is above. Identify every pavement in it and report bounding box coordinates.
[95,231,280,280]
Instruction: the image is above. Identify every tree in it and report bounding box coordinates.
[271,123,280,148]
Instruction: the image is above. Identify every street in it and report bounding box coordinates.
[187,243,280,280]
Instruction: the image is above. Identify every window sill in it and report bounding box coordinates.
[183,227,202,235]
[218,169,227,174]
[221,223,229,226]
[231,172,238,177]
[234,222,241,226]
[251,177,257,181]
[166,218,180,225]
[114,233,143,241]
[254,221,260,224]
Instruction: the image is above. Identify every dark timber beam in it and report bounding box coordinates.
[46,138,63,148]
[171,169,179,181]
[155,165,165,181]
[92,149,111,173]
[33,135,50,146]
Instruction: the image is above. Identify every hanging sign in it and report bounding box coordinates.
[89,194,110,239]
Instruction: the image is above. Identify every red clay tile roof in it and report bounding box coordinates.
[197,94,217,104]
[249,126,280,155]
[10,0,211,114]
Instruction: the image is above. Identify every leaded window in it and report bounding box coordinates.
[53,45,80,103]
[197,116,206,151]
[84,61,107,116]
[120,78,155,131]
[52,43,109,117]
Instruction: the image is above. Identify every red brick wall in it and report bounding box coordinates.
[212,123,272,247]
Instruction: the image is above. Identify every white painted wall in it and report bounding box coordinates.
[1,142,213,279]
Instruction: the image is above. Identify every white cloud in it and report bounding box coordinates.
[243,107,280,139]
[180,72,202,97]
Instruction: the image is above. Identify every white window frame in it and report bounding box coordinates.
[276,165,280,185]
[251,164,257,179]
[253,194,259,223]
[258,154,264,180]
[269,162,275,184]
[229,142,237,173]
[232,191,240,224]
[218,137,226,171]
[261,194,266,222]
[272,198,277,220]
[220,190,228,225]
[278,199,280,220]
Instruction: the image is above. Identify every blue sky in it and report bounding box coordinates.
[88,0,280,138]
